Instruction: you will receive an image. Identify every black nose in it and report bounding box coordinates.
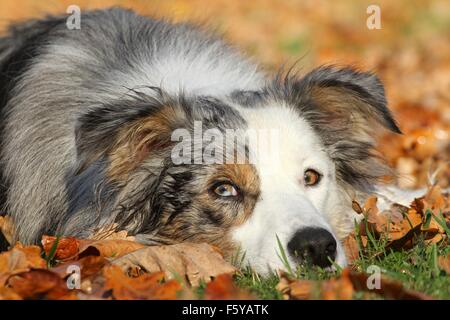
[287,227,337,268]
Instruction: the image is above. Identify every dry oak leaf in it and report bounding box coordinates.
[355,196,426,250]
[348,270,432,300]
[0,215,14,245]
[50,255,107,281]
[42,235,145,261]
[204,273,254,300]
[342,234,359,265]
[277,269,432,300]
[0,243,46,285]
[6,269,77,300]
[438,254,450,275]
[78,239,145,259]
[277,269,353,300]
[91,223,136,241]
[422,185,447,215]
[0,286,22,300]
[42,236,80,261]
[102,265,182,300]
[49,256,108,297]
[276,276,315,300]
[112,242,236,286]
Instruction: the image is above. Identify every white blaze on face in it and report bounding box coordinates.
[231,105,347,274]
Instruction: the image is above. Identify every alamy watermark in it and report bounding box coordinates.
[170,121,281,167]
[366,5,382,30]
[66,265,81,290]
[66,5,81,30]
[366,265,381,290]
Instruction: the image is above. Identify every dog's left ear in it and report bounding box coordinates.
[297,66,401,136]
[74,96,188,180]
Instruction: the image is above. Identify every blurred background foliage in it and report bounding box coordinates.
[0,0,449,188]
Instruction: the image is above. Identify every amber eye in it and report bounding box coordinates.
[304,169,322,187]
[213,183,239,197]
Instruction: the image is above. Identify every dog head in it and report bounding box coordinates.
[73,66,400,274]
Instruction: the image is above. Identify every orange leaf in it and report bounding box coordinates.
[0,244,46,279]
[342,234,359,264]
[438,254,450,275]
[42,236,80,261]
[321,269,354,300]
[78,239,145,259]
[204,273,254,300]
[0,216,14,245]
[102,265,182,300]
[112,242,236,286]
[7,269,76,300]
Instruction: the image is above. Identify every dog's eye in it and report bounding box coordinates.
[213,183,239,197]
[304,169,322,187]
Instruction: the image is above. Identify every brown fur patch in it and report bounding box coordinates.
[310,86,383,139]
[107,106,182,181]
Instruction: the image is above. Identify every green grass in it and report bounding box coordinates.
[43,235,60,268]
[232,232,450,300]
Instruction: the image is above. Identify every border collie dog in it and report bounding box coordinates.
[0,8,402,273]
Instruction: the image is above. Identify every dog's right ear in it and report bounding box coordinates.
[284,66,401,189]
[74,96,187,179]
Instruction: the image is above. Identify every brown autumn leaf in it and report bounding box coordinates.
[348,270,432,300]
[321,269,354,300]
[50,255,107,281]
[6,269,77,300]
[101,265,182,300]
[278,268,432,300]
[204,273,254,300]
[0,215,14,245]
[78,239,146,259]
[42,235,145,261]
[42,236,80,261]
[0,243,46,285]
[349,184,450,257]
[342,234,359,265]
[46,256,105,297]
[91,223,137,241]
[0,286,22,300]
[277,269,353,300]
[438,254,450,275]
[276,276,315,300]
[423,185,446,215]
[112,242,236,286]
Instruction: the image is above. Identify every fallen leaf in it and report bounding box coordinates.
[352,200,363,214]
[42,235,145,261]
[276,277,315,300]
[438,254,450,275]
[321,269,354,300]
[78,239,145,259]
[278,268,432,300]
[0,286,22,300]
[0,244,46,280]
[112,242,236,286]
[348,270,432,300]
[91,223,136,241]
[42,236,80,261]
[204,273,254,300]
[7,269,77,300]
[102,265,182,300]
[0,216,14,245]
[342,234,359,265]
[50,256,107,280]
